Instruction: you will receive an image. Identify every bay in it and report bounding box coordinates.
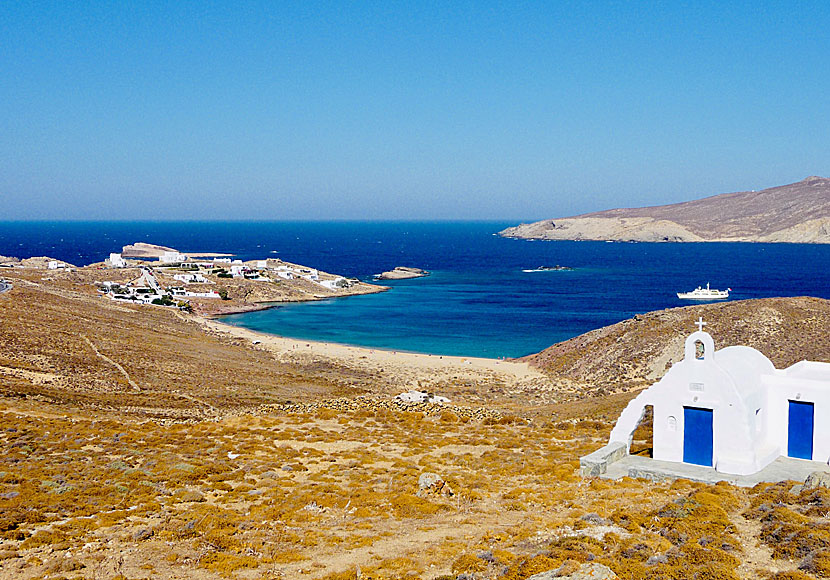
[1,221,828,358]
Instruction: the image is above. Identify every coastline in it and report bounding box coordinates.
[204,282,390,316]
[201,315,547,386]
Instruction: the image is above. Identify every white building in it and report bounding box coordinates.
[184,290,220,298]
[173,273,209,284]
[319,277,347,290]
[608,318,830,476]
[159,251,188,264]
[107,253,127,268]
[274,266,294,280]
[300,268,319,282]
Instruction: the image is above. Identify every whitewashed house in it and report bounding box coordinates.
[319,277,347,290]
[184,290,220,298]
[300,268,319,282]
[274,266,294,280]
[607,319,830,476]
[173,273,209,284]
[107,253,127,268]
[159,251,187,264]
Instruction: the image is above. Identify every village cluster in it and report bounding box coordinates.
[98,251,359,309]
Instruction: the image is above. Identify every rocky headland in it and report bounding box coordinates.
[501,176,830,243]
[120,241,180,258]
[376,266,430,280]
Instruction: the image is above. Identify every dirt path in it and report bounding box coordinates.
[82,335,142,392]
[731,496,798,578]
[278,508,528,578]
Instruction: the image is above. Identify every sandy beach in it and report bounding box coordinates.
[201,317,555,403]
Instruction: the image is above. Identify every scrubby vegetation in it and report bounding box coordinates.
[2,272,828,579]
[0,401,822,580]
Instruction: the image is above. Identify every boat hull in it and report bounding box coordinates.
[677,291,729,300]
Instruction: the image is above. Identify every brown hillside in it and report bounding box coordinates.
[500,176,830,242]
[584,176,830,239]
[0,272,372,419]
[523,297,830,398]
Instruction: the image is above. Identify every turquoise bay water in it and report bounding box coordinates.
[2,221,828,358]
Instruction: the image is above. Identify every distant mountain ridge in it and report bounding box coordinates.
[500,176,830,243]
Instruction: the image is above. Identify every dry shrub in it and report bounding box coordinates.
[20,529,69,550]
[774,571,815,580]
[440,410,459,423]
[650,486,738,546]
[801,549,830,577]
[315,407,339,420]
[451,553,487,574]
[501,554,560,580]
[389,493,447,518]
[200,551,259,574]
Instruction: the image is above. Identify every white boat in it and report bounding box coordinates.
[677,283,731,300]
[522,265,574,273]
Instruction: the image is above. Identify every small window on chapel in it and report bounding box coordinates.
[694,340,705,360]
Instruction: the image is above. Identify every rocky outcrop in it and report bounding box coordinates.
[502,217,704,242]
[417,472,454,497]
[376,267,429,280]
[501,176,830,243]
[528,563,618,580]
[121,242,180,258]
[19,256,76,269]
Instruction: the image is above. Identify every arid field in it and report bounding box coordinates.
[1,267,829,580]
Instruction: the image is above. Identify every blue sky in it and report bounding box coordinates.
[2,1,829,220]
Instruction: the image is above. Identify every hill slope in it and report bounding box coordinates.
[523,296,830,398]
[501,176,830,242]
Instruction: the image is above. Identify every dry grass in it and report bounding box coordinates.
[0,271,377,418]
[1,400,824,579]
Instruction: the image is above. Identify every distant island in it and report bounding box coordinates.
[376,266,430,280]
[500,176,830,243]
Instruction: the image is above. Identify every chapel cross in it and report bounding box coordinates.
[695,317,707,332]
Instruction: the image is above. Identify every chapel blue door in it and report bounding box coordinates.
[683,407,713,467]
[788,401,814,460]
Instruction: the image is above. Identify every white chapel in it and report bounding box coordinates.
[608,318,830,476]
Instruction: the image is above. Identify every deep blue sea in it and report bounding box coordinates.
[1,221,828,358]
